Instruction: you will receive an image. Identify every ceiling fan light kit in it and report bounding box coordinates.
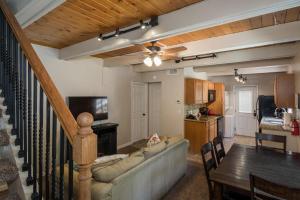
[98,16,158,41]
[143,56,153,67]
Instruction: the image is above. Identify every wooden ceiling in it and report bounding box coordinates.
[93,6,300,59]
[24,0,202,48]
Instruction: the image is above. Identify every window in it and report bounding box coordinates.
[238,90,253,113]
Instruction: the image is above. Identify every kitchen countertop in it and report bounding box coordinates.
[185,115,221,123]
[260,117,291,132]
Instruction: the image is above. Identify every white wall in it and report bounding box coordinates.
[33,44,141,146]
[141,70,185,136]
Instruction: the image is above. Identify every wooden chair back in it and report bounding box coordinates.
[250,173,300,200]
[213,136,226,164]
[255,132,287,152]
[201,142,217,200]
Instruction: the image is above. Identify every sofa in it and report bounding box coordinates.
[92,137,189,200]
[90,137,189,200]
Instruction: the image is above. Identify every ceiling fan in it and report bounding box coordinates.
[140,41,187,67]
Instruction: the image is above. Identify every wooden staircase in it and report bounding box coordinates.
[0,0,97,199]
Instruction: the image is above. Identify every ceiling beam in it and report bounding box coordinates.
[15,0,65,28]
[132,42,300,72]
[194,58,292,76]
[60,0,300,60]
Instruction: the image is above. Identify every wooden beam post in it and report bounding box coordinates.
[73,112,97,200]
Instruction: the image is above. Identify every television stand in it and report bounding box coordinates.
[92,123,118,156]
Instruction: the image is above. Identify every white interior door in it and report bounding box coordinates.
[235,86,258,137]
[148,82,161,136]
[131,82,148,142]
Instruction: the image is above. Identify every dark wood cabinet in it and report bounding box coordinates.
[92,123,118,156]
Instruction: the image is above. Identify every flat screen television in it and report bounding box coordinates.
[68,96,108,121]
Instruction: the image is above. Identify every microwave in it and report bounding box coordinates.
[208,90,216,102]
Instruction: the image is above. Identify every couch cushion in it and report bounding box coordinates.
[143,141,167,158]
[92,151,144,183]
[166,135,184,147]
[91,180,113,200]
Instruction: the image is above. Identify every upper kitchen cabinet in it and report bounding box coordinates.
[208,83,225,115]
[208,81,215,90]
[274,74,295,108]
[185,78,208,105]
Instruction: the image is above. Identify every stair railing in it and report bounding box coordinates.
[0,0,97,199]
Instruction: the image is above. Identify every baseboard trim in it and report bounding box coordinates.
[117,141,133,150]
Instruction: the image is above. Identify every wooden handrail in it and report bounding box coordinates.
[0,0,78,144]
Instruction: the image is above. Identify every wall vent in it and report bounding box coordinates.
[167,69,178,75]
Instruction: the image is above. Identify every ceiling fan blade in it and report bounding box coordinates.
[163,46,187,54]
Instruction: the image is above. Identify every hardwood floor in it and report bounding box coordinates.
[162,135,255,200]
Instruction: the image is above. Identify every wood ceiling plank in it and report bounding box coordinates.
[250,16,262,29]
[262,13,274,27]
[285,7,300,23]
[274,10,287,24]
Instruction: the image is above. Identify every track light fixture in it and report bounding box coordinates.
[97,34,103,41]
[97,16,158,42]
[115,28,120,37]
[140,20,147,30]
[234,69,247,84]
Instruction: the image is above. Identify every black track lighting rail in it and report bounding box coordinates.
[175,53,216,63]
[98,16,158,41]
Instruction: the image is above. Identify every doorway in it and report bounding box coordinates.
[234,86,258,137]
[131,82,148,142]
[148,82,162,136]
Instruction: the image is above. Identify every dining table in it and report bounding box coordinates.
[210,144,300,200]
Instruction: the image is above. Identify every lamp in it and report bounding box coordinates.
[143,57,153,67]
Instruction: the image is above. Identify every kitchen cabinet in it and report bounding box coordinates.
[208,83,225,115]
[184,118,217,154]
[185,78,208,105]
[208,81,215,90]
[208,119,217,141]
[274,74,295,108]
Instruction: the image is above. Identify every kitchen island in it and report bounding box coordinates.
[260,117,300,152]
[184,116,221,154]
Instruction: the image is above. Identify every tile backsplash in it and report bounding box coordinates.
[185,104,206,116]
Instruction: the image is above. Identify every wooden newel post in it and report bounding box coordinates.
[73,112,97,200]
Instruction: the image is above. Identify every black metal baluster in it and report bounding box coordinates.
[11,36,17,136]
[14,43,20,145]
[18,51,24,158]
[32,76,39,200]
[38,87,44,198]
[22,54,28,171]
[26,65,33,185]
[59,127,65,200]
[45,100,51,200]
[67,140,73,200]
[51,112,57,199]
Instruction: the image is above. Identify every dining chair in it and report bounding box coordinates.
[201,142,217,200]
[250,173,300,200]
[213,136,226,164]
[201,142,250,200]
[255,132,287,152]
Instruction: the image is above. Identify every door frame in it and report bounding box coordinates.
[233,85,259,137]
[131,81,148,143]
[148,82,162,136]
